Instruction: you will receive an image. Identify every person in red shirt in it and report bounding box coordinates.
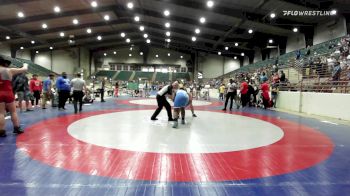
[272,72,280,84]
[240,79,249,107]
[29,74,43,107]
[260,79,271,109]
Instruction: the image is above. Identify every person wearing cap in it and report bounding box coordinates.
[0,57,28,137]
[151,81,179,121]
[42,73,55,109]
[56,72,71,110]
[29,74,42,107]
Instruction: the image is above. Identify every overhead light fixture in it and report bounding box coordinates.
[165,22,171,28]
[293,27,298,33]
[180,56,183,59]
[104,15,110,21]
[166,38,171,43]
[248,29,253,34]
[42,23,48,29]
[270,13,276,18]
[225,46,229,50]
[331,9,337,15]
[168,53,171,56]
[155,54,159,58]
[6,36,10,40]
[134,16,140,22]
[130,47,133,51]
[36,51,39,54]
[50,46,53,50]
[241,52,245,56]
[127,2,134,9]
[195,28,201,34]
[97,35,102,40]
[121,32,126,37]
[60,32,65,37]
[235,42,239,46]
[166,31,171,37]
[164,10,170,16]
[72,19,79,25]
[207,1,214,8]
[139,26,144,31]
[91,1,98,8]
[146,39,151,43]
[140,52,143,55]
[104,53,107,56]
[269,39,273,44]
[218,51,221,55]
[54,6,61,13]
[31,40,35,44]
[143,33,148,38]
[113,51,117,54]
[234,56,237,59]
[129,54,132,57]
[87,28,92,34]
[69,39,74,44]
[199,17,206,24]
[192,36,197,42]
[17,12,24,18]
[126,38,130,43]
[20,46,24,50]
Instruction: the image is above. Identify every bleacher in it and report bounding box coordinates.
[155,72,170,82]
[115,71,133,81]
[95,70,116,78]
[0,55,55,76]
[173,72,190,81]
[133,71,153,81]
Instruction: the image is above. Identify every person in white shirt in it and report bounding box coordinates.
[70,73,86,114]
[222,79,238,110]
[151,81,179,121]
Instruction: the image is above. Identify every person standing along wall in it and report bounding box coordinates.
[12,73,33,112]
[100,78,106,102]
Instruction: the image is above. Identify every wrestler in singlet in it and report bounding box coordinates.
[0,66,15,104]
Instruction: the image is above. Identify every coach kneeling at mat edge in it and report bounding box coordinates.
[151,81,179,121]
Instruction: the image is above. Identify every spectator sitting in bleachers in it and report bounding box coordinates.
[332,61,342,82]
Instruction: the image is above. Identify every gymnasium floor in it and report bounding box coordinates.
[0,95,350,196]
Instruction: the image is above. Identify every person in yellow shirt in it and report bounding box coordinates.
[219,83,225,101]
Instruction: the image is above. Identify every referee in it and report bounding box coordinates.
[151,81,179,121]
[70,73,86,114]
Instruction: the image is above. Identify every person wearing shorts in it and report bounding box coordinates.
[12,73,32,112]
[172,86,189,128]
[0,57,28,137]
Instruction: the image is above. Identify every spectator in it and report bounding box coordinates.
[240,79,249,107]
[272,72,280,84]
[332,61,342,82]
[280,71,286,83]
[56,72,71,110]
[29,74,42,107]
[296,49,301,60]
[260,78,270,109]
[12,73,33,112]
[42,74,55,109]
[114,82,119,97]
[219,83,225,101]
[260,72,268,84]
[271,83,279,108]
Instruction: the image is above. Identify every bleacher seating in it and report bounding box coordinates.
[95,70,116,78]
[0,55,55,76]
[155,72,170,82]
[173,72,190,81]
[133,71,153,80]
[115,71,133,81]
